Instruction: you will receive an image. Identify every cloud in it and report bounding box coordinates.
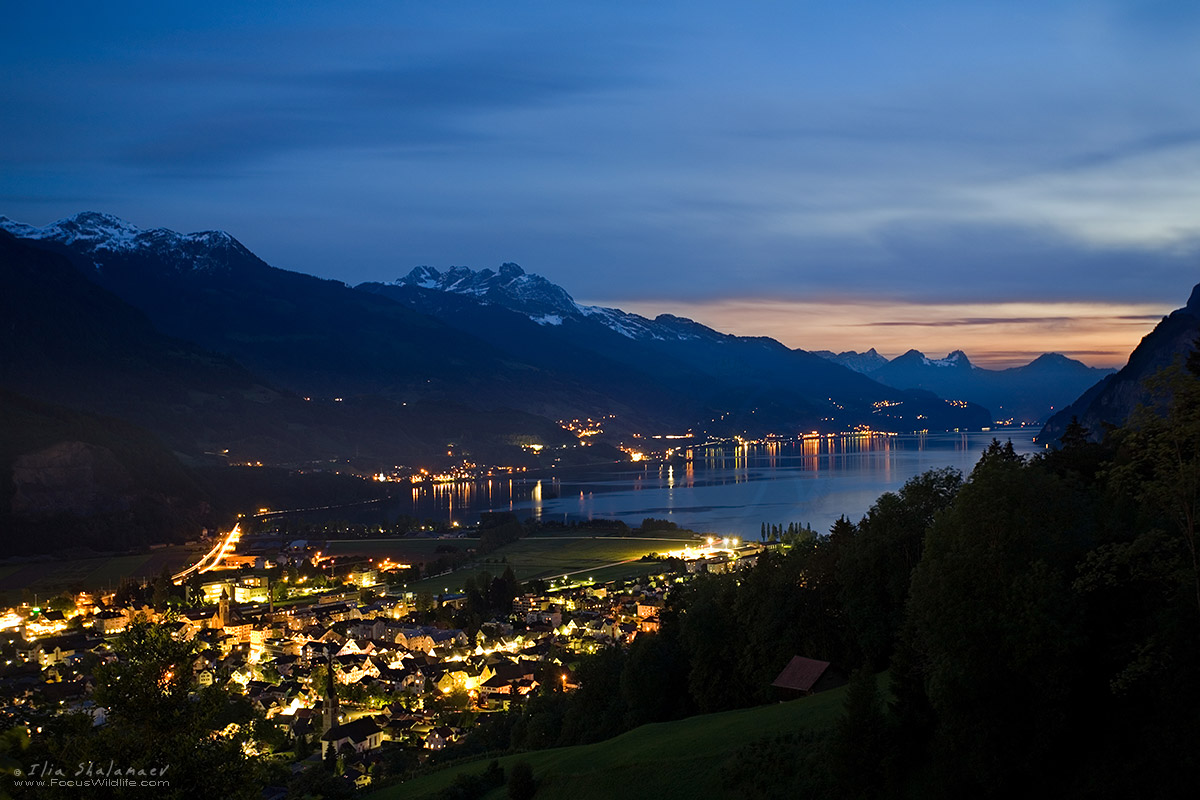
[859,315,1165,327]
[116,41,637,172]
[3,0,1199,325]
[600,297,1175,369]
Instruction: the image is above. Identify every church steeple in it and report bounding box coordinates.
[217,588,231,629]
[322,652,340,733]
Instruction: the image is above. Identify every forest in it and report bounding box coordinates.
[459,359,1200,799]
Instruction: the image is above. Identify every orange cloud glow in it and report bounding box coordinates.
[597,298,1173,369]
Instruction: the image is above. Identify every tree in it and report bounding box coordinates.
[1108,362,1200,625]
[29,620,269,799]
[150,566,176,609]
[827,669,892,799]
[46,593,76,614]
[837,468,962,667]
[0,724,30,780]
[902,451,1089,796]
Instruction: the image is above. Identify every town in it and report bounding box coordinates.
[0,515,776,795]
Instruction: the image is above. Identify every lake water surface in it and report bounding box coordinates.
[385,431,1042,537]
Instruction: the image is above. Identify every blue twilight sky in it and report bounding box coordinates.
[4,1,1200,366]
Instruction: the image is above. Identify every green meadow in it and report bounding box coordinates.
[367,684,848,800]
[327,528,700,593]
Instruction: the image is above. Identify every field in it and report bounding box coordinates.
[478,535,692,582]
[326,529,698,593]
[0,545,198,605]
[323,538,483,562]
[367,681,852,800]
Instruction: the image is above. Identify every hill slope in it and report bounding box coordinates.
[1040,283,1200,443]
[368,686,849,800]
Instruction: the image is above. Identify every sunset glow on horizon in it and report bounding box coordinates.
[605,298,1174,370]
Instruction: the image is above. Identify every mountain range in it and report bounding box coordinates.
[813,348,1115,424]
[0,213,1001,448]
[1,210,1146,550]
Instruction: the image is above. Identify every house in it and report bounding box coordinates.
[93,610,127,634]
[424,725,459,750]
[770,656,845,697]
[320,717,384,758]
[28,633,94,668]
[635,598,663,619]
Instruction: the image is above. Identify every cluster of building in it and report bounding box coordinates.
[0,550,712,791]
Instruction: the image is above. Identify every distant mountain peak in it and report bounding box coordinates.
[393,263,723,342]
[947,349,972,365]
[811,348,889,374]
[498,262,525,280]
[0,212,249,273]
[396,262,578,316]
[1,211,142,250]
[920,350,974,369]
[1028,352,1071,366]
[884,348,972,368]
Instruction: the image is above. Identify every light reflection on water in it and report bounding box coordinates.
[378,431,1039,537]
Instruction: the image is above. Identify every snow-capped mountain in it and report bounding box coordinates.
[0,211,253,275]
[392,263,719,342]
[4,210,993,437]
[399,263,578,322]
[868,348,1113,424]
[811,348,890,374]
[920,349,976,369]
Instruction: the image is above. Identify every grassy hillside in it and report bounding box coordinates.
[368,685,850,800]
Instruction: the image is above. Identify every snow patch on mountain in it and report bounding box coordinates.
[0,212,248,274]
[395,263,721,342]
[922,350,975,368]
[813,348,890,374]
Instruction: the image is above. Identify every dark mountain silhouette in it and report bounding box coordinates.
[0,228,577,469]
[1039,284,1200,443]
[815,348,1114,424]
[810,348,889,374]
[361,266,991,433]
[3,214,990,440]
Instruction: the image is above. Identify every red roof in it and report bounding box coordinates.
[770,656,830,693]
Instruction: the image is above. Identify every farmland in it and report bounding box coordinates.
[323,527,701,593]
[0,545,198,605]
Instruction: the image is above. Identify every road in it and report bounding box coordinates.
[172,523,241,583]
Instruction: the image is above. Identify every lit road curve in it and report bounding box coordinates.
[172,523,241,583]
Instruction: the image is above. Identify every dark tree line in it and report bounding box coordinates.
[460,358,1200,799]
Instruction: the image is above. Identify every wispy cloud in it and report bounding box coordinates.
[599,297,1175,369]
[2,1,1199,317]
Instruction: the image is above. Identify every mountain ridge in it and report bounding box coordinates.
[1039,287,1200,443]
[392,262,730,344]
[812,347,1115,424]
[4,211,993,444]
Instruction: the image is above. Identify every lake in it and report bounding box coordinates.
[372,431,1042,537]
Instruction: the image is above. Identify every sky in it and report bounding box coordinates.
[3,1,1200,367]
